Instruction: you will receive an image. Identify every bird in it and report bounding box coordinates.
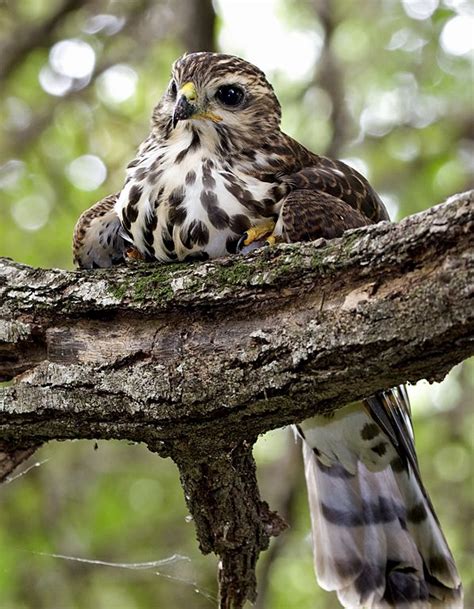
[73,52,463,609]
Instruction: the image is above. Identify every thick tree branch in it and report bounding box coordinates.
[1,191,472,445]
[0,190,473,608]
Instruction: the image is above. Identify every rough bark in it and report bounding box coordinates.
[0,190,473,608]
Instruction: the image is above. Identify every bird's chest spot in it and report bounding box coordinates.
[119,139,280,262]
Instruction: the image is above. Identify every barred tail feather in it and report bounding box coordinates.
[393,466,461,605]
[298,399,462,609]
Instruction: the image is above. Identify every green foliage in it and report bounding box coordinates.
[0,0,472,607]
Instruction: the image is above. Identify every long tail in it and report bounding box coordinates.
[297,389,462,608]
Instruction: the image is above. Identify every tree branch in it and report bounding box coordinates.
[178,0,217,53]
[1,191,472,443]
[0,190,473,608]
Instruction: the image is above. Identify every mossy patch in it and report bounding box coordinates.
[210,260,256,286]
[310,234,357,273]
[106,265,177,304]
[107,281,129,301]
[105,241,351,305]
[130,264,188,302]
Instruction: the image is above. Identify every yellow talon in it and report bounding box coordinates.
[243,220,276,245]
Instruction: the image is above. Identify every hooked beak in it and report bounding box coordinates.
[172,82,198,129]
[172,96,195,128]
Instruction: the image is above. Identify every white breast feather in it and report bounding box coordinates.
[115,126,277,261]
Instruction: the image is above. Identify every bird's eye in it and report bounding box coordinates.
[169,79,177,98]
[215,85,244,107]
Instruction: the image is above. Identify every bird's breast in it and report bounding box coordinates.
[115,134,281,262]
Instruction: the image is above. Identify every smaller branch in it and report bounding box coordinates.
[171,441,286,609]
[178,0,217,52]
[0,440,42,483]
[312,0,350,157]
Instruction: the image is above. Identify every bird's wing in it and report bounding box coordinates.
[278,138,390,222]
[72,193,128,269]
[279,189,370,242]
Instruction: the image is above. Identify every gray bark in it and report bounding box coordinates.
[0,190,473,608]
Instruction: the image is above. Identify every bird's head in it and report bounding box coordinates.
[152,52,282,145]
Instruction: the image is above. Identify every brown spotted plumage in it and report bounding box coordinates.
[73,52,386,267]
[281,191,370,242]
[72,52,462,609]
[73,194,126,268]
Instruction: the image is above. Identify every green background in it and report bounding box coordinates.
[0,1,472,607]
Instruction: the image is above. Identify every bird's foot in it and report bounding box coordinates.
[126,247,145,261]
[243,219,276,244]
[237,219,280,254]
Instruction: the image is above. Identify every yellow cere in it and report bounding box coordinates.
[179,81,197,101]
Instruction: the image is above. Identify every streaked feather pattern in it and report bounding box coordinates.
[297,389,462,608]
[73,194,127,268]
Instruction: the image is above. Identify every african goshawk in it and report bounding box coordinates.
[73,52,462,609]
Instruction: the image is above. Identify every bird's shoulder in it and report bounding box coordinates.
[273,134,389,223]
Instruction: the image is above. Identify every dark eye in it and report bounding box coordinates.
[169,79,177,98]
[216,85,244,107]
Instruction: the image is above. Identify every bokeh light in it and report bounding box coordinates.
[11,195,51,231]
[66,155,107,191]
[216,0,323,80]
[49,39,96,80]
[402,0,439,20]
[440,15,474,56]
[96,65,138,105]
[4,97,32,130]
[83,13,126,36]
[39,65,73,96]
[386,28,428,52]
[0,160,25,190]
[434,444,471,482]
[359,91,402,137]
